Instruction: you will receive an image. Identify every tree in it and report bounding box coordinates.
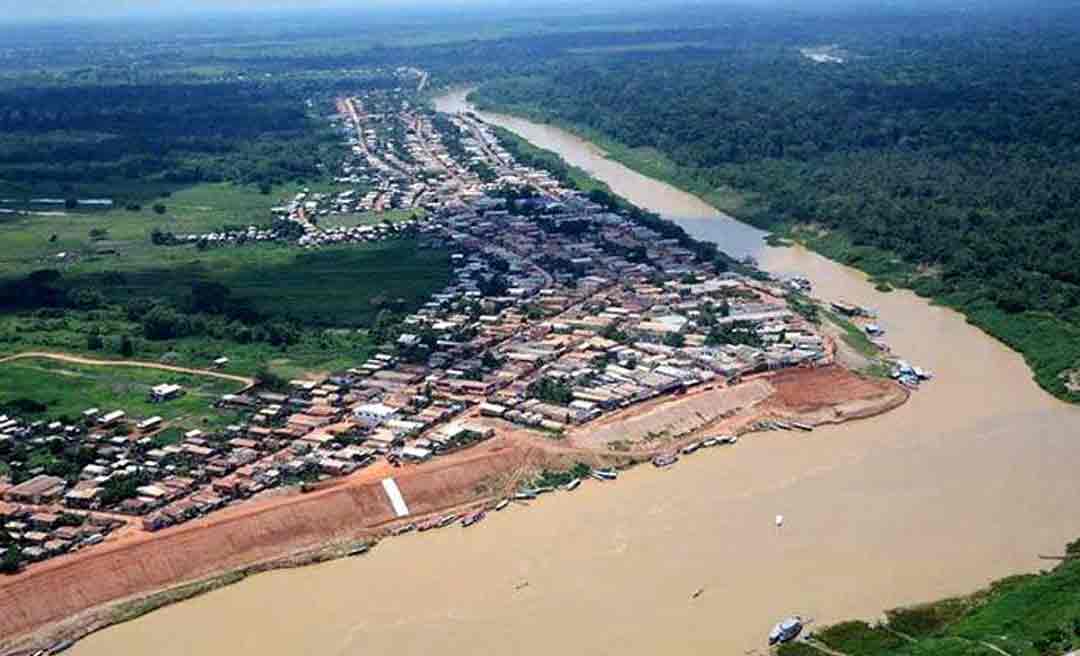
[153,203,167,215]
[119,335,135,357]
[64,198,78,210]
[0,545,21,575]
[86,333,104,351]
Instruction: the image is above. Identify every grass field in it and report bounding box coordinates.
[0,182,295,280]
[0,357,244,427]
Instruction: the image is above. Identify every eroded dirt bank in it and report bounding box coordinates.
[0,366,896,655]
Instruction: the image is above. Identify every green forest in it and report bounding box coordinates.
[471,7,1080,400]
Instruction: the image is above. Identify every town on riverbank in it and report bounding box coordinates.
[0,77,912,654]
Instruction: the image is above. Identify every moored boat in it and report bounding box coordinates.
[393,523,416,536]
[462,511,486,527]
[768,617,803,645]
[494,499,510,511]
[652,453,678,468]
[681,441,701,455]
[565,478,582,491]
[347,543,371,556]
[591,468,617,481]
[702,437,720,448]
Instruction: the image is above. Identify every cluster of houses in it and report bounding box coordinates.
[1,83,838,571]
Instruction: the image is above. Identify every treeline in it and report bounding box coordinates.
[473,9,1080,400]
[0,80,350,199]
[0,270,301,348]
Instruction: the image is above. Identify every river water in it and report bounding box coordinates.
[73,90,1080,656]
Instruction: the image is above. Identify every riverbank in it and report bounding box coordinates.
[778,537,1080,656]
[0,365,901,656]
[466,88,1080,404]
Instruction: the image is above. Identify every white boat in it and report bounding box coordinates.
[720,435,738,445]
[494,499,510,511]
[565,478,582,491]
[681,441,701,455]
[702,437,720,448]
[591,468,617,481]
[775,514,784,527]
[768,617,803,645]
[514,489,537,500]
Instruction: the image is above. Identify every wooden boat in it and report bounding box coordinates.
[652,453,678,468]
[591,468,617,481]
[461,511,486,527]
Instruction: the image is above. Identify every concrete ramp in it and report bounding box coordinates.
[381,477,410,517]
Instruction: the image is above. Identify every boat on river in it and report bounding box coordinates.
[565,478,582,491]
[462,511,486,528]
[494,499,510,511]
[652,453,679,468]
[591,468,617,481]
[681,441,701,455]
[768,617,803,645]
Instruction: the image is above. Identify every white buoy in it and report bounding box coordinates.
[775,514,784,528]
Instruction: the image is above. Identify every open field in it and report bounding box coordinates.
[0,183,300,280]
[0,356,245,426]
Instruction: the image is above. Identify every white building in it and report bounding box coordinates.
[353,403,400,428]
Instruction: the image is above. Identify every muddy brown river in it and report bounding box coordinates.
[72,90,1080,656]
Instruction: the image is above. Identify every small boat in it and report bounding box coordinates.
[720,435,738,445]
[417,518,441,532]
[438,514,459,528]
[681,441,701,455]
[591,468,617,481]
[392,523,416,536]
[774,420,793,430]
[914,367,934,380]
[49,641,76,655]
[768,617,803,645]
[462,511,486,527]
[790,422,813,432]
[565,478,582,491]
[775,514,784,527]
[534,485,555,495]
[514,489,537,500]
[347,543,371,556]
[494,499,510,511]
[702,437,720,448]
[652,453,679,468]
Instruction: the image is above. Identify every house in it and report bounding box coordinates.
[4,475,66,504]
[353,403,399,428]
[150,384,184,402]
[98,410,126,427]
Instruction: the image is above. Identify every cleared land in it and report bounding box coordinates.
[0,356,245,427]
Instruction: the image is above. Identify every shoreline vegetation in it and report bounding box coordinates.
[779,538,1080,656]
[468,91,1080,406]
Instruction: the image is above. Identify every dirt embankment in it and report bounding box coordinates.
[0,365,906,654]
[0,441,539,653]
